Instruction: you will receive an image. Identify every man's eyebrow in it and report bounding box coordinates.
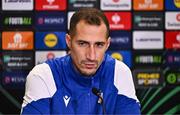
[96,41,105,44]
[76,40,89,43]
[76,40,106,44]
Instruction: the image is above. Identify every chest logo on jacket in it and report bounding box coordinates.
[63,95,71,107]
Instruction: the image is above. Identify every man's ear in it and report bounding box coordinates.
[66,34,71,49]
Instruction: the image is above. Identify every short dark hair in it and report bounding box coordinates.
[69,8,109,38]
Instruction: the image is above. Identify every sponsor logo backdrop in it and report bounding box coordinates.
[0,0,179,114]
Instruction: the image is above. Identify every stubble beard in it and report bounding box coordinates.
[78,60,99,76]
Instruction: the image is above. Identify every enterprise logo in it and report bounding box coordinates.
[68,0,98,10]
[2,12,33,28]
[133,0,163,11]
[111,37,129,44]
[3,76,26,85]
[35,32,66,50]
[133,31,163,49]
[44,33,58,48]
[165,52,180,67]
[3,52,34,70]
[105,12,131,30]
[35,51,67,64]
[135,55,162,64]
[4,17,32,25]
[35,0,67,11]
[101,0,131,11]
[165,31,180,49]
[133,51,163,66]
[165,71,180,85]
[2,31,33,50]
[165,0,180,10]
[133,12,163,30]
[2,71,28,89]
[174,0,180,8]
[38,17,64,25]
[111,52,123,61]
[2,0,33,10]
[107,50,132,67]
[109,31,131,49]
[4,0,31,2]
[133,69,163,88]
[137,72,161,86]
[166,12,180,30]
[36,12,66,30]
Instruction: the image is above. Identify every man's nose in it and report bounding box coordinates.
[86,45,96,61]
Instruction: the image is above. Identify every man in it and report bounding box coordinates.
[21,8,140,114]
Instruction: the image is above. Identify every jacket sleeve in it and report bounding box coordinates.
[114,60,141,114]
[21,63,56,114]
[114,94,141,114]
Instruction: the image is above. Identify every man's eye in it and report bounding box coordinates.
[96,43,105,48]
[78,42,87,47]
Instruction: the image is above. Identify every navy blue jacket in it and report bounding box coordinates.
[21,54,140,114]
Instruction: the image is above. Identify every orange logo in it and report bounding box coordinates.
[133,0,163,11]
[2,31,33,50]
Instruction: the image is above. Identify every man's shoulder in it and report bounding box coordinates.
[115,59,130,71]
[103,54,115,66]
[43,54,70,71]
[30,63,51,76]
[28,63,55,85]
[105,54,129,70]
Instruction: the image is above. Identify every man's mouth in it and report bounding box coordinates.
[84,63,97,69]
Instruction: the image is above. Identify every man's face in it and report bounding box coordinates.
[66,20,110,76]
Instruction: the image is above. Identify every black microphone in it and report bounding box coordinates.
[92,87,106,114]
